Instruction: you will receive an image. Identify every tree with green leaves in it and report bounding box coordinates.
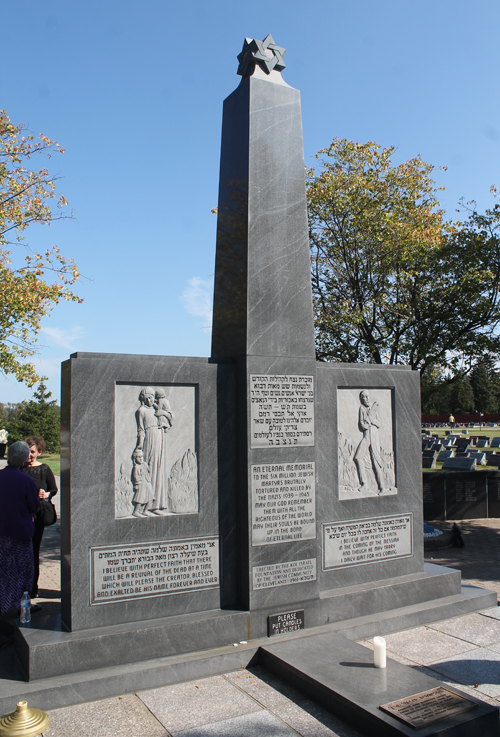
[308,139,500,401]
[6,381,60,451]
[1,109,81,386]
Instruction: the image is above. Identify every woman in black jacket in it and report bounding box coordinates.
[22,436,58,599]
[0,442,40,617]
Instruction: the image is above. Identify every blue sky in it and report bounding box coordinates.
[2,0,499,404]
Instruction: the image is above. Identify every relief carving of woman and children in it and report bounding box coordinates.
[117,386,198,518]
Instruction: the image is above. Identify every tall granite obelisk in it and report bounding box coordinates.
[212,36,319,614]
[212,35,315,358]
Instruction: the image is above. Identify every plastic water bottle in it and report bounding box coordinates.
[20,591,31,624]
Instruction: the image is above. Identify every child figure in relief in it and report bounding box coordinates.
[131,449,155,517]
[154,388,174,431]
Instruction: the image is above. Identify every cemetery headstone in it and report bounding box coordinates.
[490,437,500,448]
[422,456,437,469]
[476,439,489,448]
[469,452,487,466]
[437,450,454,462]
[442,457,477,471]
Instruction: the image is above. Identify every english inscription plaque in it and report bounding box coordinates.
[268,609,305,636]
[251,462,316,545]
[252,558,317,590]
[91,537,219,605]
[380,687,477,729]
[250,374,314,448]
[323,514,412,570]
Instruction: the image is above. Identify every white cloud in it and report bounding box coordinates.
[40,326,85,352]
[181,277,213,332]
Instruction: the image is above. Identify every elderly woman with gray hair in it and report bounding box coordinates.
[0,441,40,618]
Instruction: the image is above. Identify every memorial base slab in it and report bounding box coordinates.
[261,631,499,736]
[4,567,495,693]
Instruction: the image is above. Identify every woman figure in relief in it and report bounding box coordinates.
[135,387,169,514]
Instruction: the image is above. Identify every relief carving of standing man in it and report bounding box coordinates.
[134,387,174,515]
[354,390,386,495]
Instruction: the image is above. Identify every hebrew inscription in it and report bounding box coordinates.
[323,514,412,570]
[251,462,316,545]
[90,537,219,605]
[338,388,396,499]
[252,559,316,590]
[250,374,314,448]
[115,384,198,519]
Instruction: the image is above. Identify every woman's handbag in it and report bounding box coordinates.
[39,498,57,526]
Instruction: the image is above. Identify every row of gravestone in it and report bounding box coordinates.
[422,434,500,469]
[423,472,500,519]
[422,451,500,470]
[422,435,500,449]
[422,422,500,429]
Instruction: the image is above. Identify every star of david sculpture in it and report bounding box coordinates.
[237,33,286,78]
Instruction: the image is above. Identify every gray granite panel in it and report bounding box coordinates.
[445,475,486,519]
[316,364,423,592]
[240,355,319,621]
[61,353,236,631]
[487,476,500,517]
[423,474,446,521]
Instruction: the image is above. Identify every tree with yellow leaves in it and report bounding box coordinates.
[0,109,81,386]
[308,139,500,400]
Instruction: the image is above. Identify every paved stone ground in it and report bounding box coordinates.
[424,518,500,601]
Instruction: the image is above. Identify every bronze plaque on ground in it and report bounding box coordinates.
[380,686,477,729]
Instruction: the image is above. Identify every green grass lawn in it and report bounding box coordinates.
[40,453,60,477]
